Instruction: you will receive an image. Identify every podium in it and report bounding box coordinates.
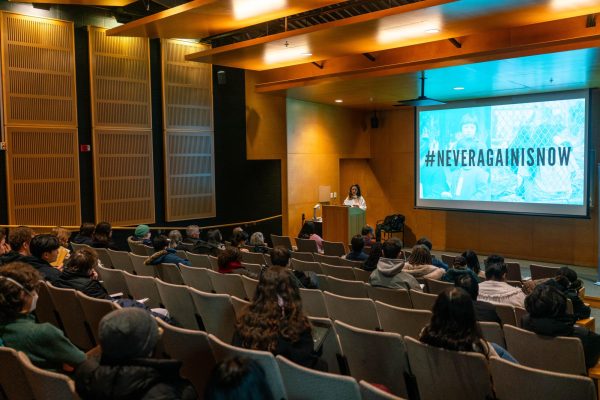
[322,205,366,244]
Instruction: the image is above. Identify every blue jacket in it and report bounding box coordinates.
[145,248,190,266]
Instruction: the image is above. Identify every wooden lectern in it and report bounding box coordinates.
[322,205,366,243]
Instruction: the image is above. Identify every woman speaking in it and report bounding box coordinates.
[343,184,367,210]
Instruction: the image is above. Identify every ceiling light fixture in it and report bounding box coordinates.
[425,28,440,33]
[335,99,343,103]
[233,0,287,20]
[300,52,313,56]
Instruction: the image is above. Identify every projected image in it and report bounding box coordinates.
[417,93,587,216]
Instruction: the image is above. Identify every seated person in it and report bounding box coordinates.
[50,226,71,269]
[270,246,318,289]
[455,274,501,323]
[362,242,382,272]
[478,262,526,307]
[442,256,480,284]
[361,225,376,247]
[298,221,323,253]
[463,250,484,280]
[91,222,120,251]
[0,226,34,265]
[205,357,274,400]
[522,284,600,369]
[168,229,190,251]
[184,224,201,244]
[232,231,250,253]
[218,246,255,277]
[145,235,190,266]
[403,245,445,280]
[26,234,61,283]
[249,232,270,254]
[192,229,224,257]
[420,287,515,362]
[75,308,196,399]
[416,237,448,270]
[0,229,10,257]
[233,266,325,370]
[130,224,152,246]
[0,262,85,370]
[72,223,94,246]
[54,249,110,299]
[345,235,368,262]
[369,238,421,291]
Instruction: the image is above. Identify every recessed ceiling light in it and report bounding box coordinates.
[453,86,465,91]
[335,99,343,103]
[425,28,440,34]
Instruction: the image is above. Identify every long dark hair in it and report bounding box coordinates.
[462,250,481,274]
[348,184,362,198]
[363,242,383,271]
[420,287,490,357]
[236,266,311,352]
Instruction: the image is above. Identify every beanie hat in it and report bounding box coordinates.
[135,224,150,238]
[99,308,158,362]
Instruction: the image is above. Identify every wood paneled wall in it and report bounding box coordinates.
[88,27,155,225]
[1,12,81,226]
[162,39,215,221]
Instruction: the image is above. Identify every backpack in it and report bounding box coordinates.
[381,214,405,231]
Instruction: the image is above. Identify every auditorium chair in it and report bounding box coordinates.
[530,264,559,280]
[179,264,214,293]
[323,292,380,331]
[276,355,361,400]
[353,268,371,283]
[0,347,34,400]
[240,251,266,265]
[184,252,212,269]
[334,320,410,398]
[405,336,494,400]
[35,280,62,329]
[76,291,120,345]
[187,287,236,342]
[70,242,91,252]
[308,316,343,374]
[514,306,527,327]
[18,352,78,400]
[155,263,185,285]
[121,271,163,309]
[206,269,247,299]
[409,290,437,311]
[155,279,200,330]
[506,262,523,281]
[321,263,356,280]
[366,286,413,309]
[96,264,129,297]
[295,238,319,254]
[290,250,315,262]
[325,276,369,298]
[94,247,113,269]
[503,325,587,375]
[208,334,287,400]
[270,234,294,251]
[230,296,250,318]
[106,249,135,274]
[338,258,365,268]
[128,253,155,277]
[360,380,407,400]
[208,255,219,270]
[46,283,95,350]
[494,304,517,326]
[291,259,323,274]
[478,321,506,348]
[155,318,217,397]
[322,240,347,257]
[441,254,456,266]
[299,288,328,318]
[240,262,262,276]
[424,278,453,295]
[375,301,431,338]
[490,356,595,400]
[313,253,345,266]
[241,275,258,299]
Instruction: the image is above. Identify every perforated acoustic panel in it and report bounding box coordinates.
[162,39,215,221]
[89,27,155,225]
[1,13,81,226]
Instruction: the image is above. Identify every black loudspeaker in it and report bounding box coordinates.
[217,70,227,85]
[370,114,379,129]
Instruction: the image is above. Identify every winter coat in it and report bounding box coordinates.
[53,270,111,300]
[145,249,190,266]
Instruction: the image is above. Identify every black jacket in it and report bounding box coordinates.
[53,270,111,300]
[72,235,94,246]
[544,279,591,320]
[522,314,600,369]
[75,357,196,400]
[21,256,60,283]
[0,251,26,265]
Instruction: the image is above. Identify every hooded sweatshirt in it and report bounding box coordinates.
[477,280,526,308]
[369,257,421,291]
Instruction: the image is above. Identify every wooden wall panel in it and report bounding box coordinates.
[89,27,154,225]
[162,39,215,221]
[1,13,80,226]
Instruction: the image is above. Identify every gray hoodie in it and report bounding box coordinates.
[369,257,422,291]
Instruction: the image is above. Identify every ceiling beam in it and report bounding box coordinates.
[253,15,600,93]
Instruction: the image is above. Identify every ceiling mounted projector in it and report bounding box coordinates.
[395,71,446,107]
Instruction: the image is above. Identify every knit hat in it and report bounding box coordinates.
[99,308,158,362]
[134,224,150,238]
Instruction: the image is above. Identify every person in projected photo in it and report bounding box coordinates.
[420,134,450,199]
[442,138,490,201]
[343,184,367,210]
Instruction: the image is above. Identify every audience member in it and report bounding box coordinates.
[369,238,421,290]
[72,222,95,246]
[205,357,274,400]
[54,249,109,299]
[91,222,119,251]
[298,221,323,253]
[75,308,196,399]
[522,284,600,369]
[361,225,375,247]
[0,262,85,370]
[27,234,61,283]
[185,225,201,244]
[462,250,484,279]
[192,229,224,256]
[0,226,34,265]
[442,256,480,284]
[0,229,11,257]
[233,266,325,370]
[416,237,448,270]
[345,235,368,262]
[168,229,188,251]
[403,245,444,280]
[478,262,526,307]
[232,231,250,252]
[50,226,71,268]
[270,246,318,289]
[362,242,382,272]
[217,246,254,277]
[132,224,152,246]
[249,232,269,254]
[455,275,501,323]
[145,235,190,266]
[484,254,504,270]
[420,287,515,361]
[554,267,590,319]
